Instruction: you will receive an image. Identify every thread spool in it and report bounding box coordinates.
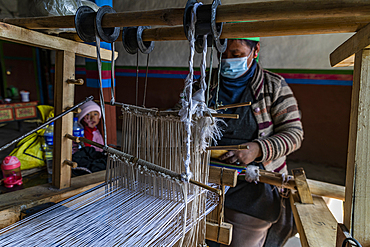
[137,26,155,54]
[75,6,97,42]
[95,6,120,42]
[184,0,227,53]
[122,26,155,54]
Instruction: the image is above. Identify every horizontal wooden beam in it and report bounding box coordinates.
[0,22,116,61]
[307,179,345,202]
[330,22,370,67]
[142,16,370,41]
[259,169,345,201]
[2,1,370,29]
[0,171,105,229]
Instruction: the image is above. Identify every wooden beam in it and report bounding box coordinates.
[0,171,105,229]
[52,50,75,189]
[142,16,370,41]
[290,192,309,247]
[292,168,313,204]
[208,165,345,200]
[344,49,370,245]
[0,22,116,61]
[3,1,370,29]
[206,221,233,245]
[208,166,238,187]
[291,193,338,247]
[259,169,345,201]
[330,22,370,67]
[306,179,345,202]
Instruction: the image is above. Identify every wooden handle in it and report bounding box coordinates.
[64,107,81,114]
[67,79,84,85]
[216,102,251,110]
[212,114,239,119]
[63,160,78,168]
[65,134,80,143]
[206,145,249,151]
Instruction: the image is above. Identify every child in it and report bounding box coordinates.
[76,101,104,152]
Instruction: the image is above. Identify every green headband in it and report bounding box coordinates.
[236,37,260,42]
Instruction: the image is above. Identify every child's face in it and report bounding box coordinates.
[83,111,100,128]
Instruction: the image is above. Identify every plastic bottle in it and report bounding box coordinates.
[43,122,54,175]
[72,117,84,153]
[1,156,22,188]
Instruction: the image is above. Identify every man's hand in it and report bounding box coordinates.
[219,142,262,165]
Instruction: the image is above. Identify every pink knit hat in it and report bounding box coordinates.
[76,101,102,123]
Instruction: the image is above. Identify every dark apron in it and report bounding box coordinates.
[211,81,282,223]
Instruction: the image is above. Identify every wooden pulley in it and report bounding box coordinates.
[122,26,155,54]
[95,6,120,42]
[195,35,227,53]
[184,0,227,53]
[75,5,120,43]
[75,6,96,42]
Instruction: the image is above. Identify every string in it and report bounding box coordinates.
[135,52,139,106]
[206,42,214,105]
[94,30,107,146]
[215,51,223,109]
[110,42,116,105]
[142,53,150,107]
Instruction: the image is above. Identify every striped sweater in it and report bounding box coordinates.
[211,63,304,174]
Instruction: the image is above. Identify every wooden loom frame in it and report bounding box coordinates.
[0,0,369,245]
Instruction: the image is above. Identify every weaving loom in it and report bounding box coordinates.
[0,98,224,246]
[0,1,229,246]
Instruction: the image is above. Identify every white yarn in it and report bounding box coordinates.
[244,165,260,183]
[179,2,203,181]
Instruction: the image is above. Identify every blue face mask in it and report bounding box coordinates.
[221,50,254,79]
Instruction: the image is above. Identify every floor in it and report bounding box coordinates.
[0,121,40,162]
[0,122,345,246]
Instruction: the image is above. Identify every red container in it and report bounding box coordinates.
[1,156,22,188]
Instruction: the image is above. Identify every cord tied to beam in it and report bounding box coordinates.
[180,1,203,182]
[74,5,119,146]
[122,26,155,54]
[184,0,227,54]
[122,26,154,106]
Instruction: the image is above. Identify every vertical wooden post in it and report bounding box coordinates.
[103,88,117,146]
[344,49,370,245]
[52,50,75,189]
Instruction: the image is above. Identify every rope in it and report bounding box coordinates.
[94,30,107,147]
[180,1,203,182]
